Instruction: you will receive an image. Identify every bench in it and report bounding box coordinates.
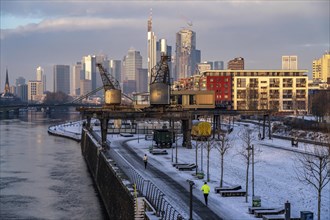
[120,133,134,137]
[248,207,276,214]
[177,164,197,171]
[220,189,246,197]
[262,214,300,220]
[255,208,285,218]
[215,185,242,193]
[150,149,168,155]
[172,163,190,167]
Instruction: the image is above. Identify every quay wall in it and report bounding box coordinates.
[81,128,135,219]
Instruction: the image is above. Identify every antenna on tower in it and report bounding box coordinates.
[148,8,153,32]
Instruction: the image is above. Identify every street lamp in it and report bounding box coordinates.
[186,179,195,220]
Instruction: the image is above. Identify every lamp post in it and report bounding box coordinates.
[187,179,195,220]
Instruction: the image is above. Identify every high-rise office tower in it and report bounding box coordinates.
[72,62,82,96]
[227,57,244,70]
[156,38,172,79]
[17,84,28,102]
[214,61,224,70]
[147,11,157,91]
[16,77,26,87]
[175,28,201,80]
[109,60,122,85]
[82,55,96,91]
[36,66,46,92]
[282,56,298,70]
[136,68,148,93]
[312,52,330,82]
[53,65,70,94]
[122,48,143,94]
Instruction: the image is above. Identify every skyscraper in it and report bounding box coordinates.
[109,60,122,85]
[156,39,172,79]
[36,66,46,92]
[213,61,224,70]
[227,57,244,70]
[122,48,143,94]
[82,55,96,91]
[282,55,298,70]
[16,77,26,87]
[175,28,201,80]
[147,10,157,91]
[53,65,70,94]
[72,62,82,96]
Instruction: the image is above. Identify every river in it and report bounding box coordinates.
[0,110,107,219]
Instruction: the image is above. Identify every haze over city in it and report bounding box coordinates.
[1,0,329,91]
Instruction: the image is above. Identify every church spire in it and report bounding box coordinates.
[4,68,10,94]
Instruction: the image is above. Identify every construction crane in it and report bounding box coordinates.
[96,63,121,106]
[150,55,171,106]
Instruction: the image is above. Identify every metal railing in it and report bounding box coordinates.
[109,149,184,220]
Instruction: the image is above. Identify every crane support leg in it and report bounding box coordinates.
[182,119,192,149]
[100,117,109,150]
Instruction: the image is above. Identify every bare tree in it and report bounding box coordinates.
[237,127,256,202]
[294,140,330,220]
[214,131,233,187]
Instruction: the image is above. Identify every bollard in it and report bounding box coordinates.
[285,201,291,220]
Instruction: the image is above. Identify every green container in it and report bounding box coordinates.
[252,196,261,207]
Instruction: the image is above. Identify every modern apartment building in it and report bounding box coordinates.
[227,57,244,70]
[175,69,309,113]
[175,28,201,80]
[312,52,330,83]
[28,80,43,102]
[282,56,298,70]
[53,65,70,94]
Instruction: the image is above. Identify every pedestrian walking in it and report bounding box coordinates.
[201,182,210,206]
[143,154,148,169]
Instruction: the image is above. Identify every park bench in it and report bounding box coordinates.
[215,185,241,193]
[254,208,285,218]
[262,214,300,220]
[248,207,276,214]
[172,163,190,167]
[177,163,197,171]
[150,149,168,155]
[220,189,246,197]
[120,133,134,137]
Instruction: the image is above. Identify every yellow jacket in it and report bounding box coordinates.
[201,184,210,194]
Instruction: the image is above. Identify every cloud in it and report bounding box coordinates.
[1,17,144,39]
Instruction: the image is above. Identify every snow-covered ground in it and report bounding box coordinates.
[55,120,330,220]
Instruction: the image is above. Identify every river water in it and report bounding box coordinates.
[0,110,107,219]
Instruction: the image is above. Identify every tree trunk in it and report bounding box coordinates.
[318,189,321,220]
[220,154,224,187]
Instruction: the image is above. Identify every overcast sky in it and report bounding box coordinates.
[1,0,329,91]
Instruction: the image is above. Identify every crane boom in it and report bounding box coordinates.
[96,63,120,90]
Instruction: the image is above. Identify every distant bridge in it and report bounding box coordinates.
[0,103,102,113]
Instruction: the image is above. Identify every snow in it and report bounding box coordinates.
[54,120,330,220]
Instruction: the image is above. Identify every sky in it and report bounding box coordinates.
[0,0,329,92]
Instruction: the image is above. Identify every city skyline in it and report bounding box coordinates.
[1,0,329,91]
